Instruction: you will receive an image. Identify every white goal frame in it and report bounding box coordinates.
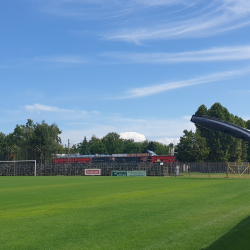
[0,160,37,176]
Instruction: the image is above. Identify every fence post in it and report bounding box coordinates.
[227,163,229,178]
[208,162,210,178]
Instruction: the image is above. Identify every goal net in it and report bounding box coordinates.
[0,160,37,176]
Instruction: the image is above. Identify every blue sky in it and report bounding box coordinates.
[1,0,250,146]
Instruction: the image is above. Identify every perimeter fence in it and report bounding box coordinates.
[0,161,174,177]
[0,161,249,178]
[177,162,250,178]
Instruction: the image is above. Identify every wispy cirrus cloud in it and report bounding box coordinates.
[24,104,90,120]
[4,44,250,70]
[34,55,88,64]
[25,104,78,113]
[118,67,250,99]
[30,1,250,43]
[102,45,250,63]
[104,0,250,43]
[1,55,90,69]
[37,0,194,18]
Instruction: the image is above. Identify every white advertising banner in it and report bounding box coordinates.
[85,169,101,175]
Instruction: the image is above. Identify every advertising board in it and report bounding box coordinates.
[85,169,101,175]
[112,171,146,176]
[127,171,146,176]
[112,171,128,176]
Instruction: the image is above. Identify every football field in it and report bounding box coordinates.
[1,176,250,250]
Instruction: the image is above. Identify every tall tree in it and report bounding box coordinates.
[78,136,90,155]
[176,130,210,162]
[194,103,246,162]
[102,132,123,154]
[0,132,7,160]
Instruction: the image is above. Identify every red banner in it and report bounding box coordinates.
[85,169,101,175]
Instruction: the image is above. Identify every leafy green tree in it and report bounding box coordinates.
[140,140,149,153]
[78,136,90,155]
[246,120,250,162]
[88,135,106,154]
[154,142,169,155]
[176,130,210,162]
[4,119,63,162]
[147,141,158,152]
[122,139,137,153]
[30,120,62,162]
[102,132,123,154]
[90,141,106,155]
[194,102,246,162]
[0,132,8,160]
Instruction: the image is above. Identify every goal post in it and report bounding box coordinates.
[0,160,36,176]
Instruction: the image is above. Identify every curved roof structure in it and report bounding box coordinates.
[191,115,250,141]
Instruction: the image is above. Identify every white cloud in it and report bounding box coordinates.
[118,67,250,99]
[105,18,250,43]
[24,104,89,122]
[182,116,192,120]
[103,0,250,43]
[156,137,180,145]
[120,132,146,142]
[25,104,76,113]
[224,0,250,15]
[102,45,250,63]
[34,0,250,43]
[60,115,195,145]
[34,55,88,64]
[2,103,195,146]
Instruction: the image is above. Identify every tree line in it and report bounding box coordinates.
[0,120,172,163]
[1,102,248,163]
[76,133,171,156]
[176,102,250,162]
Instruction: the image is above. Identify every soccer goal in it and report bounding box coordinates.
[227,162,250,178]
[0,160,37,176]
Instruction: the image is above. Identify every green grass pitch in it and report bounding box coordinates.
[1,176,250,250]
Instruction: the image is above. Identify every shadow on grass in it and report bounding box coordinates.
[201,216,250,250]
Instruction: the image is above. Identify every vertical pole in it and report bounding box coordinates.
[136,142,138,164]
[14,153,15,176]
[242,140,246,162]
[208,162,210,178]
[68,139,70,164]
[34,160,36,176]
[26,146,27,168]
[75,145,76,176]
[41,148,42,175]
[227,163,229,178]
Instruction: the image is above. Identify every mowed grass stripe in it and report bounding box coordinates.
[0,176,250,250]
[0,177,228,218]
